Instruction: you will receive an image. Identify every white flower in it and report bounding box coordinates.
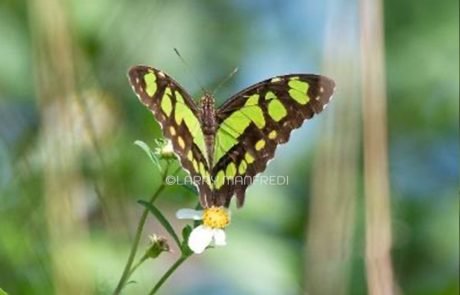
[176,207,231,254]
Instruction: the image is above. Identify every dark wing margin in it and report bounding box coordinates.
[212,74,335,208]
[128,65,213,207]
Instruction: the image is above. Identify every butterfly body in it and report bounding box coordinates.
[128,65,335,208]
[199,94,218,166]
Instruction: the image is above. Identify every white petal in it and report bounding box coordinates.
[176,208,203,220]
[188,225,213,254]
[212,229,226,246]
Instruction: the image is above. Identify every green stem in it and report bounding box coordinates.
[148,255,189,295]
[127,256,148,278]
[113,164,170,295]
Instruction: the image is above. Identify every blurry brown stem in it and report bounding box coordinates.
[112,163,170,294]
[359,0,397,294]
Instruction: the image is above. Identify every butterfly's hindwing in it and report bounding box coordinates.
[128,66,213,206]
[211,74,335,207]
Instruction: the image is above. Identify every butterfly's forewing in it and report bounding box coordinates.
[212,74,335,207]
[128,66,213,206]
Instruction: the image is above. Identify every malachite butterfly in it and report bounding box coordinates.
[128,65,335,208]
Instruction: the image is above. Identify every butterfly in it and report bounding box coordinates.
[128,65,335,208]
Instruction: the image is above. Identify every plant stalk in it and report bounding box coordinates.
[148,256,188,295]
[113,164,170,294]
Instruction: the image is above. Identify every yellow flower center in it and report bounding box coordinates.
[202,207,230,229]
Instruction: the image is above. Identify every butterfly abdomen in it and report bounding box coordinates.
[200,94,217,166]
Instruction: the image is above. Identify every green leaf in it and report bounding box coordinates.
[134,140,161,170]
[194,201,202,210]
[181,225,192,240]
[138,201,181,249]
[181,225,194,257]
[0,288,8,295]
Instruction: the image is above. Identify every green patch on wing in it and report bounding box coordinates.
[161,88,173,116]
[214,129,238,164]
[174,91,207,157]
[144,72,157,96]
[268,99,287,121]
[288,80,310,105]
[213,94,266,164]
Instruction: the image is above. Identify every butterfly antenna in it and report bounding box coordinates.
[174,48,207,94]
[212,67,239,96]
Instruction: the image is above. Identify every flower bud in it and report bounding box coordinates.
[144,234,170,259]
[155,139,175,159]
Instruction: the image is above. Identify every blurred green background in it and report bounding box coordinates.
[0,0,458,294]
